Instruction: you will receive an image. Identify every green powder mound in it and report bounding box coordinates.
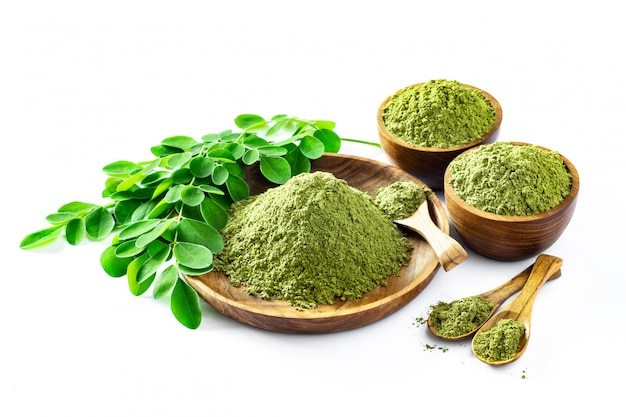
[449,142,572,216]
[429,296,494,338]
[382,79,496,148]
[213,171,413,309]
[473,318,526,362]
[374,181,431,220]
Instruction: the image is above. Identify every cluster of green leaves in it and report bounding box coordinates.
[20,114,378,329]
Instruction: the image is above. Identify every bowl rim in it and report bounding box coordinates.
[377,82,503,152]
[443,141,580,222]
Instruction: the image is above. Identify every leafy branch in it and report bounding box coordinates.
[20,114,380,329]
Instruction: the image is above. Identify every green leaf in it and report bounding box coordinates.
[312,120,336,130]
[212,165,229,185]
[131,200,157,222]
[181,185,205,207]
[200,198,228,230]
[173,242,213,269]
[118,219,161,240]
[234,114,266,129]
[197,184,224,195]
[165,184,184,203]
[57,201,99,215]
[225,142,245,159]
[100,245,133,277]
[20,225,63,249]
[161,135,199,151]
[226,175,250,202]
[85,207,115,241]
[152,177,174,199]
[114,239,146,258]
[207,149,236,163]
[258,145,288,157]
[127,253,154,296]
[65,218,86,245]
[189,157,215,178]
[135,219,172,247]
[260,156,292,184]
[153,265,178,299]
[172,168,193,184]
[116,170,145,192]
[45,212,78,225]
[265,118,292,137]
[171,278,202,329]
[147,198,173,219]
[242,135,270,149]
[299,135,325,159]
[103,160,141,176]
[177,218,223,253]
[178,264,213,276]
[242,149,260,165]
[141,171,169,186]
[113,200,143,225]
[166,152,193,169]
[285,147,311,176]
[314,128,341,153]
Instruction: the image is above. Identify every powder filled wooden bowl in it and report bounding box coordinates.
[377,81,502,190]
[443,142,579,261]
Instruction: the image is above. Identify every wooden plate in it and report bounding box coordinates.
[185,153,449,333]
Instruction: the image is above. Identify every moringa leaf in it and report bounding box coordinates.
[85,207,115,241]
[100,245,134,277]
[181,185,205,207]
[103,160,141,176]
[20,225,63,249]
[65,218,86,245]
[298,135,325,159]
[200,198,228,230]
[45,212,78,225]
[226,175,250,202]
[177,218,223,253]
[152,265,178,299]
[260,156,291,184]
[171,278,202,329]
[161,135,200,151]
[314,128,341,153]
[173,242,213,269]
[234,114,266,129]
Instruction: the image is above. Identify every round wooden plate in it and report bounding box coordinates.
[185,153,449,333]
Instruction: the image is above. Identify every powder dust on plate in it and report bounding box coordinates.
[213,171,413,309]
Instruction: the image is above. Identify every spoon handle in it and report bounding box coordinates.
[504,254,563,323]
[480,263,562,310]
[395,202,468,271]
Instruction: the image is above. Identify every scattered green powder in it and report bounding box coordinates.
[448,142,572,216]
[374,181,431,220]
[473,318,526,362]
[213,171,413,309]
[429,296,494,338]
[382,79,496,148]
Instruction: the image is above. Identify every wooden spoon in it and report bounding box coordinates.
[471,254,563,365]
[395,200,468,271]
[427,260,562,340]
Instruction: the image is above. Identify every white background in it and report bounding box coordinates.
[1,1,623,416]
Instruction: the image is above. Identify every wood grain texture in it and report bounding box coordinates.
[444,143,579,261]
[185,153,450,333]
[377,83,503,190]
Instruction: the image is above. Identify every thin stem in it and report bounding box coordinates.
[341,137,381,148]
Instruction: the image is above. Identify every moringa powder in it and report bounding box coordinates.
[473,318,526,362]
[429,296,494,338]
[374,181,431,220]
[213,171,413,309]
[448,142,572,216]
[382,79,496,148]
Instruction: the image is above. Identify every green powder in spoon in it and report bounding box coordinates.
[213,171,412,309]
[473,318,526,362]
[374,181,431,220]
[429,296,494,338]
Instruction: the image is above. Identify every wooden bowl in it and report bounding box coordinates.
[185,153,450,333]
[443,143,579,261]
[377,83,503,190]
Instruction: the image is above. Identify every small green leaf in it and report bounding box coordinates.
[234,114,266,129]
[115,170,145,192]
[20,226,63,249]
[135,219,171,247]
[197,184,224,195]
[242,135,270,149]
[312,120,336,130]
[189,157,215,178]
[85,207,115,241]
[258,146,288,157]
[141,171,169,186]
[285,147,312,176]
[147,198,173,219]
[166,152,193,169]
[130,200,157,222]
[113,200,143,225]
[242,149,260,165]
[115,239,146,258]
[314,128,341,153]
[118,219,161,240]
[260,156,292,184]
[65,218,86,245]
[181,185,205,207]
[161,135,200,151]
[200,198,228,230]
[265,118,292,137]
[152,177,174,199]
[177,218,223,253]
[171,278,202,329]
[172,168,193,184]
[207,149,236,163]
[173,242,213,269]
[226,175,250,202]
[103,160,141,176]
[225,143,245,159]
[57,201,99,215]
[165,184,184,203]
[178,264,213,276]
[299,135,325,159]
[153,265,178,299]
[45,212,78,225]
[100,245,133,277]
[212,165,229,185]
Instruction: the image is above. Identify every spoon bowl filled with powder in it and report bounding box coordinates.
[444,142,579,261]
